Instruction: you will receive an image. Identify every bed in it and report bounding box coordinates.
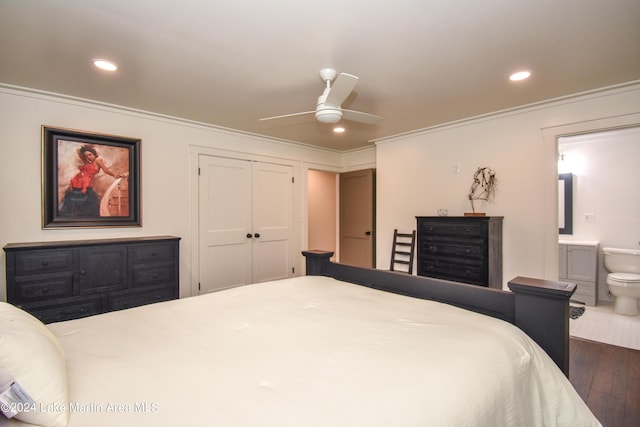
[0,251,601,427]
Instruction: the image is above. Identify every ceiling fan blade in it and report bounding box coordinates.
[259,111,315,122]
[325,73,358,107]
[342,109,383,125]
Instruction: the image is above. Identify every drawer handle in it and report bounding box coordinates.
[42,261,49,267]
[152,252,158,257]
[80,270,86,275]
[41,287,49,294]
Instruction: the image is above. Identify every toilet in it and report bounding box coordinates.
[602,247,640,316]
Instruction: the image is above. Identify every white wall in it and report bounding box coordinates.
[0,86,375,299]
[375,83,640,289]
[559,127,640,301]
[3,82,639,299]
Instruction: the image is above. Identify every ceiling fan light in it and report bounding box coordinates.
[317,114,341,123]
[316,109,342,123]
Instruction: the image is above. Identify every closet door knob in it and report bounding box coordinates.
[254,233,260,238]
[246,233,253,238]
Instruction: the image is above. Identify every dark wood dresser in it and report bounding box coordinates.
[4,236,180,323]
[416,216,503,288]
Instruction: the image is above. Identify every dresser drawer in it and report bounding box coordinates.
[13,273,73,302]
[131,265,176,288]
[23,297,104,324]
[13,249,73,275]
[422,242,485,260]
[421,260,486,285]
[108,287,175,312]
[129,242,176,265]
[419,220,487,238]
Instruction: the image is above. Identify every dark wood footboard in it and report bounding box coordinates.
[303,250,576,376]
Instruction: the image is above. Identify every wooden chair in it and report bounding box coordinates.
[390,229,416,274]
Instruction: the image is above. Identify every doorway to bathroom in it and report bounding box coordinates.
[556,125,640,304]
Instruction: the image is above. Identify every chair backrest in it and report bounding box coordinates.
[390,229,416,274]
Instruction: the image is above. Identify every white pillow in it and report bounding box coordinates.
[0,302,69,427]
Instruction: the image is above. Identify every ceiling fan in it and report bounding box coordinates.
[259,68,382,125]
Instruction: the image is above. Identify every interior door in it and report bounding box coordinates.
[198,155,293,293]
[252,161,293,283]
[339,168,375,267]
[198,155,253,293]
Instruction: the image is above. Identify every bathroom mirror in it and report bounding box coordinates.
[558,173,573,234]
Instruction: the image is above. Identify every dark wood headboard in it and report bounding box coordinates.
[303,250,576,376]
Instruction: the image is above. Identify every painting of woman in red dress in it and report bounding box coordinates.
[42,126,140,228]
[58,143,127,217]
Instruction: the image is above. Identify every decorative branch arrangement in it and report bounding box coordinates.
[467,167,497,215]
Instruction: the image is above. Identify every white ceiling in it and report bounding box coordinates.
[1,0,639,151]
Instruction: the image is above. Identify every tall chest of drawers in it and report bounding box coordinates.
[416,216,503,289]
[4,236,180,323]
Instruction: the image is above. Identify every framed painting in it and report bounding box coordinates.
[41,126,141,228]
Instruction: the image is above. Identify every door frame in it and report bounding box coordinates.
[302,162,378,271]
[306,168,340,261]
[189,145,301,296]
[301,163,342,269]
[541,112,640,280]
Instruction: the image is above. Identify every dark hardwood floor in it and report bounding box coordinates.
[570,337,640,427]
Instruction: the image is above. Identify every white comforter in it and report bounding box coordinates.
[4,276,600,426]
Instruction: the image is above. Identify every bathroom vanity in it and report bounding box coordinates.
[558,240,599,306]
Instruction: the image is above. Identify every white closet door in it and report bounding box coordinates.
[198,155,293,293]
[252,161,293,283]
[198,156,252,293]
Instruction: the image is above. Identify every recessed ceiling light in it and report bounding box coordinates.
[509,70,531,81]
[93,59,118,71]
[333,126,345,133]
